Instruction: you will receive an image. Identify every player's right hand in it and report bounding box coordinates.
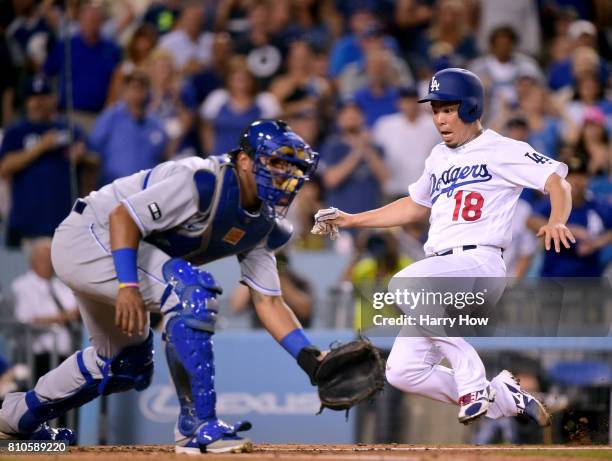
[314,207,352,227]
[311,207,353,240]
[115,287,147,337]
[536,222,576,253]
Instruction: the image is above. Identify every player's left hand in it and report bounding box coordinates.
[536,222,576,253]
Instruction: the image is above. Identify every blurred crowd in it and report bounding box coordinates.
[0,0,609,444]
[0,0,610,277]
[0,0,610,279]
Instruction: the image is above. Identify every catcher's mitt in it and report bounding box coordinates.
[314,339,385,413]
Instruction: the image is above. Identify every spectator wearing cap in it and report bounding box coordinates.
[0,77,93,248]
[319,102,389,222]
[43,3,121,131]
[528,155,612,277]
[547,20,609,91]
[328,7,399,79]
[158,2,213,76]
[372,86,439,200]
[469,25,542,121]
[89,72,169,186]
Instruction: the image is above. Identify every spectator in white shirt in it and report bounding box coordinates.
[372,86,440,200]
[158,2,213,75]
[11,238,79,380]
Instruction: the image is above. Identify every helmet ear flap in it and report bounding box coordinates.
[458,97,480,123]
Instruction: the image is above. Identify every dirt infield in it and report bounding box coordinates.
[1,444,612,461]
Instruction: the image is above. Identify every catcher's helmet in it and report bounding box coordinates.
[418,68,484,123]
[239,119,319,214]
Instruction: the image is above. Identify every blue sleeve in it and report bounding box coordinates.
[533,200,551,218]
[43,41,64,77]
[0,125,23,158]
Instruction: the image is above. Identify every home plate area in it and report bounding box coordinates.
[2,444,611,461]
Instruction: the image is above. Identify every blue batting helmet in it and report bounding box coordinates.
[418,68,484,123]
[239,119,319,214]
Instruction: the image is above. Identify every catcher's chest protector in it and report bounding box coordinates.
[145,156,276,265]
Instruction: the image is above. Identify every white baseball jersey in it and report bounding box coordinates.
[408,129,567,255]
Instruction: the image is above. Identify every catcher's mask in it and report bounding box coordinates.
[239,119,319,216]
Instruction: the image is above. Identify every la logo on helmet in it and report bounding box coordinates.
[430,76,440,92]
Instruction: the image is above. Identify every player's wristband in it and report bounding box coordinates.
[279,328,313,359]
[112,248,139,284]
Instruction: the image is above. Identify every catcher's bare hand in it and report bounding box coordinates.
[115,287,146,336]
[536,222,576,253]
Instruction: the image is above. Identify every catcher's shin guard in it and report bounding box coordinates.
[162,259,251,453]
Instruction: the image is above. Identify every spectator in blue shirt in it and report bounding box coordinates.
[89,71,169,185]
[352,49,400,127]
[0,77,93,248]
[319,102,389,218]
[89,71,169,186]
[528,155,612,277]
[44,4,121,129]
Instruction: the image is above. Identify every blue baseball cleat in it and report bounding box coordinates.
[174,419,252,454]
[497,370,551,427]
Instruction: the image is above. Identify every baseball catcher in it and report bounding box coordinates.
[0,120,384,454]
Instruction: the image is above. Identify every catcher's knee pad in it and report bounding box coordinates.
[162,258,222,437]
[98,330,155,395]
